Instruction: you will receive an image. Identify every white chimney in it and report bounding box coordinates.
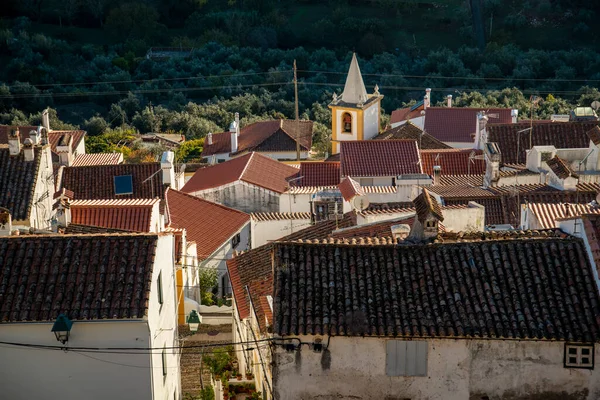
[423,95,428,110]
[235,112,240,135]
[475,112,489,150]
[230,118,238,154]
[56,134,73,166]
[29,128,40,145]
[0,208,12,236]
[483,142,501,188]
[425,88,432,108]
[432,165,441,185]
[22,138,34,161]
[511,109,519,123]
[42,108,50,132]
[447,94,452,107]
[161,151,176,188]
[8,128,21,156]
[207,132,213,146]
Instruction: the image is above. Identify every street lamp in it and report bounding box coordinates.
[187,310,201,333]
[51,314,73,344]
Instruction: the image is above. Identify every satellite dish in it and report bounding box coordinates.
[591,101,600,111]
[596,192,600,204]
[352,195,370,211]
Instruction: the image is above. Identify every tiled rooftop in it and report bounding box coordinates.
[438,175,484,186]
[273,236,600,340]
[390,105,424,125]
[0,145,44,221]
[166,189,249,260]
[69,198,160,232]
[338,177,363,201]
[71,153,123,167]
[182,152,298,194]
[373,122,451,150]
[340,140,421,177]
[201,120,313,157]
[250,212,311,221]
[424,107,513,143]
[413,188,443,222]
[296,162,341,187]
[488,121,598,164]
[546,155,577,179]
[526,202,600,229]
[0,234,159,322]
[420,149,485,176]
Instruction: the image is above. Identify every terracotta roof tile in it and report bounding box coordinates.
[202,120,313,157]
[374,122,451,150]
[250,212,311,221]
[0,234,159,322]
[438,175,484,186]
[330,215,416,239]
[424,107,513,143]
[413,188,444,222]
[71,153,123,167]
[0,126,38,145]
[48,130,86,154]
[63,224,130,234]
[0,145,44,221]
[582,214,600,280]
[546,155,577,179]
[390,104,424,124]
[338,177,363,201]
[420,149,485,176]
[488,121,599,164]
[273,236,600,340]
[297,162,340,187]
[340,140,421,177]
[166,189,249,260]
[527,202,600,229]
[60,163,165,200]
[587,126,600,146]
[70,199,160,232]
[182,152,298,194]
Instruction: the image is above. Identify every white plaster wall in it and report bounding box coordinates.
[497,173,544,187]
[445,141,474,148]
[0,321,153,400]
[364,102,379,140]
[73,136,86,157]
[192,182,280,214]
[442,203,485,232]
[258,151,309,161]
[390,116,425,130]
[27,146,54,230]
[251,218,312,247]
[279,193,313,213]
[147,234,181,400]
[202,152,231,165]
[149,201,162,232]
[273,336,600,400]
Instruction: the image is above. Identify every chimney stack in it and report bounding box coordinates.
[230,114,239,154]
[29,128,40,145]
[207,132,213,146]
[0,208,12,236]
[511,109,519,124]
[22,138,35,161]
[161,151,176,188]
[447,94,452,108]
[56,134,73,166]
[8,128,21,156]
[42,108,50,132]
[432,165,441,185]
[235,112,240,135]
[425,88,432,108]
[483,142,501,188]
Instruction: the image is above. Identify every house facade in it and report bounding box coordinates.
[0,233,181,400]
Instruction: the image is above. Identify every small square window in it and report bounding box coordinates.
[157,271,164,306]
[232,233,241,248]
[564,344,594,369]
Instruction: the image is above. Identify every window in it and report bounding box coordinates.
[425,220,436,228]
[162,347,167,377]
[564,344,594,369]
[342,112,352,133]
[386,340,428,376]
[232,233,241,248]
[157,271,164,306]
[114,175,133,195]
[540,152,553,162]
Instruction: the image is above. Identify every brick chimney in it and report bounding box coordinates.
[8,128,21,156]
[56,134,73,166]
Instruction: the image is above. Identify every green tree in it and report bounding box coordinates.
[199,268,218,306]
[176,138,204,162]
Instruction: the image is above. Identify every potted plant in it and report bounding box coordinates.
[236,372,242,380]
[245,371,253,380]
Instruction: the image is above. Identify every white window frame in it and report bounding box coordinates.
[564,343,594,369]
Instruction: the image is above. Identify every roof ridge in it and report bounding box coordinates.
[239,152,256,182]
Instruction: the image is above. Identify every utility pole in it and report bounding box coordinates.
[294,60,300,161]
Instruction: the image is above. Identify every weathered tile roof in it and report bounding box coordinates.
[0,234,159,322]
[250,212,311,221]
[330,215,417,239]
[48,131,86,154]
[166,189,249,260]
[438,175,484,186]
[582,214,600,279]
[338,177,363,201]
[60,163,165,200]
[297,162,341,187]
[273,236,600,340]
[340,140,421,177]
[0,126,38,144]
[71,153,123,167]
[69,199,160,232]
[587,126,600,146]
[63,224,130,234]
[546,156,577,179]
[413,188,444,222]
[359,203,415,216]
[488,121,599,164]
[182,152,298,194]
[374,122,451,150]
[390,104,424,125]
[0,145,43,221]
[527,202,600,229]
[202,120,313,157]
[424,107,513,143]
[420,149,485,176]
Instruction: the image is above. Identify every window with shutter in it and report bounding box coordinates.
[386,340,428,376]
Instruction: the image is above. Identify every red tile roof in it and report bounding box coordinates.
[250,212,311,221]
[424,107,513,143]
[202,120,313,157]
[297,162,340,187]
[0,126,38,145]
[587,126,600,146]
[166,189,249,260]
[340,140,421,177]
[438,175,484,186]
[582,214,600,281]
[546,155,577,179]
[182,152,298,194]
[69,199,159,232]
[413,188,444,222]
[48,130,86,154]
[330,215,416,239]
[72,153,123,167]
[420,149,485,176]
[0,234,159,322]
[390,106,424,124]
[60,163,165,200]
[374,122,451,149]
[488,121,599,164]
[527,202,600,229]
[338,177,363,201]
